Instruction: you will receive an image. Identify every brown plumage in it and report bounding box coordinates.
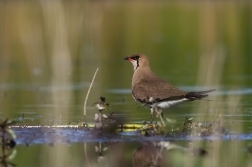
[124,53,215,125]
[133,57,186,102]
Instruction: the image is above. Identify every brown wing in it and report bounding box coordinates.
[132,77,186,103]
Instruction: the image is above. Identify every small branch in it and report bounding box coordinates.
[83,68,99,119]
[84,143,91,167]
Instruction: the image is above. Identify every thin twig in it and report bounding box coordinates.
[84,143,91,167]
[83,68,99,119]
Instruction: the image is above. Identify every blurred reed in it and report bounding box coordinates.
[40,1,73,167]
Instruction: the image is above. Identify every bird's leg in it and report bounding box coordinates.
[155,106,166,127]
[150,107,154,124]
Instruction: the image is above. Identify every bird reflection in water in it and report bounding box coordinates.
[133,141,207,167]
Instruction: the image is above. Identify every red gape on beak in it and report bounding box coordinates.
[123,57,133,61]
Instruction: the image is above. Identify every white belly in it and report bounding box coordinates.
[155,98,188,109]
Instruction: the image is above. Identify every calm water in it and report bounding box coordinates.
[1,1,252,167]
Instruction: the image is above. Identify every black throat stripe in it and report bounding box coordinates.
[135,60,139,70]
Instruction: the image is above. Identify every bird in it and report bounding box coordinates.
[92,96,110,112]
[124,53,215,126]
[92,97,110,129]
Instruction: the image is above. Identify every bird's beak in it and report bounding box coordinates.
[123,57,133,61]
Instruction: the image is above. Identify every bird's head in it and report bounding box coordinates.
[124,53,150,71]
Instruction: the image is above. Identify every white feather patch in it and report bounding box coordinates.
[149,97,154,102]
[156,98,188,109]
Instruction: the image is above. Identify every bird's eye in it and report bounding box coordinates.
[133,56,139,60]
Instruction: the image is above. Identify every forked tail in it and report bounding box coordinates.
[185,89,215,100]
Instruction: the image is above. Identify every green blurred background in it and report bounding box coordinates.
[0,1,252,167]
